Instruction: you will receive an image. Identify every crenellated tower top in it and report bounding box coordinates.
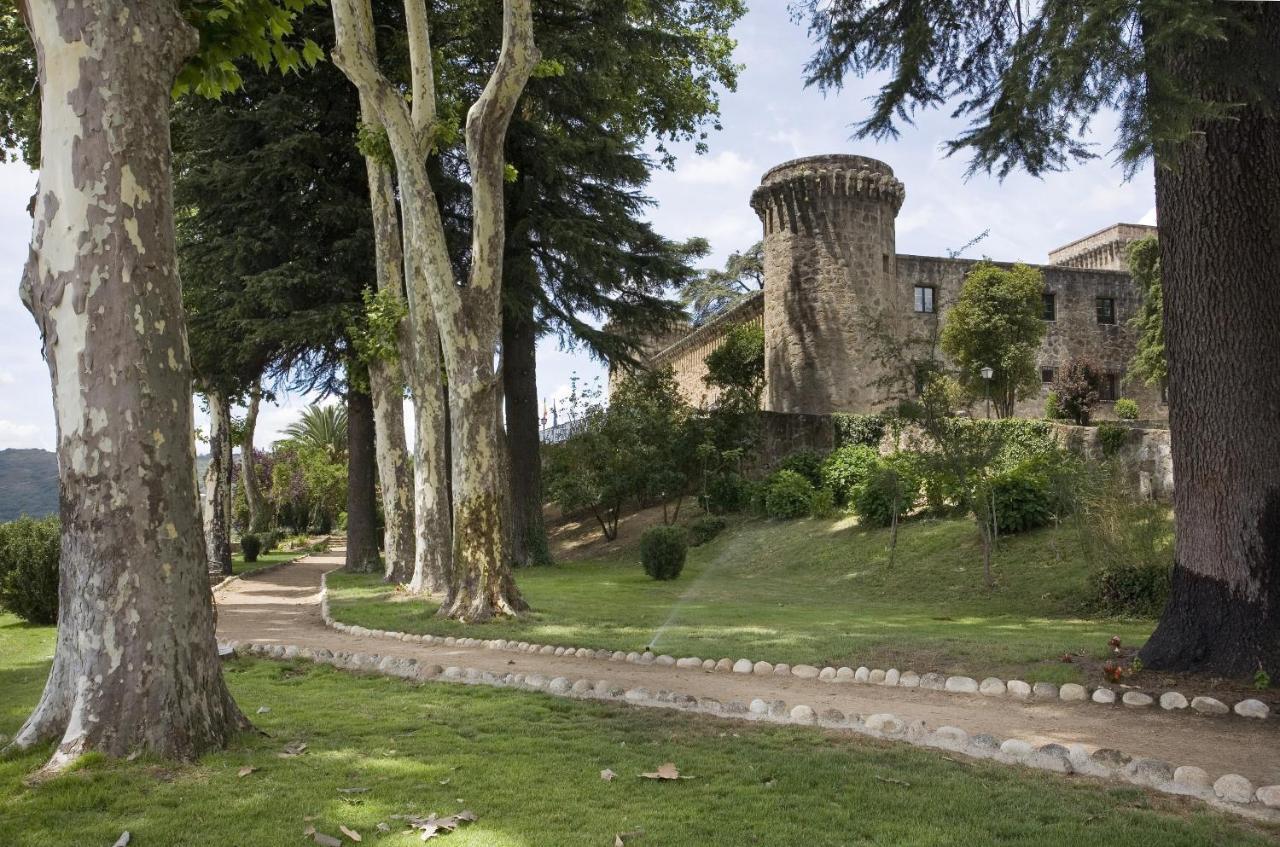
[750,155,906,235]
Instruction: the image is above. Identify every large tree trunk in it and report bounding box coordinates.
[241,383,268,533]
[331,0,536,619]
[1140,6,1280,677]
[10,0,248,770]
[345,380,381,572]
[202,389,233,576]
[502,299,551,566]
[359,116,418,584]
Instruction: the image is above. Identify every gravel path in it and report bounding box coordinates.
[215,552,1280,787]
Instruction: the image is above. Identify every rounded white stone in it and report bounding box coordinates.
[835,666,855,681]
[999,739,1034,758]
[1032,682,1058,700]
[899,671,921,688]
[715,658,734,672]
[854,666,870,683]
[868,668,886,684]
[639,651,656,665]
[944,676,979,694]
[884,668,901,686]
[790,705,817,724]
[1234,698,1269,719]
[753,660,774,675]
[1122,691,1153,707]
[866,713,904,734]
[701,659,717,671]
[624,688,650,702]
[929,726,969,750]
[1191,695,1228,715]
[675,657,701,669]
[1172,766,1212,793]
[1092,688,1116,704]
[792,664,820,679]
[1255,785,1280,809]
[1006,680,1031,699]
[611,651,626,662]
[655,655,676,666]
[1214,773,1255,804]
[979,677,1006,697]
[1159,692,1188,710]
[733,658,754,674]
[773,663,791,675]
[819,667,837,681]
[1060,683,1088,702]
[749,698,770,715]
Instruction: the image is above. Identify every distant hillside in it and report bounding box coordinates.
[0,449,59,522]
[0,448,214,523]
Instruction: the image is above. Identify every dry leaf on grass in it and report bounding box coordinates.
[376,823,391,834]
[340,824,362,842]
[600,769,617,782]
[279,741,308,758]
[312,832,342,847]
[237,766,257,778]
[303,824,316,837]
[397,810,478,841]
[257,706,271,714]
[614,829,644,845]
[639,762,684,780]
[337,787,370,794]
[112,833,131,847]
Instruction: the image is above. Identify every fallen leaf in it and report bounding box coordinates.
[312,832,342,847]
[340,824,362,842]
[640,762,681,780]
[615,837,624,847]
[113,833,131,847]
[125,751,141,762]
[303,824,316,837]
[376,823,391,834]
[600,769,616,782]
[438,778,450,786]
[402,810,478,841]
[873,776,911,788]
[337,786,370,794]
[257,706,272,714]
[238,765,257,778]
[279,741,308,758]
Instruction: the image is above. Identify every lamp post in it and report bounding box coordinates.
[980,366,994,419]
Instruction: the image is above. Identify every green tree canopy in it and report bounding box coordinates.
[1125,236,1166,388]
[682,242,764,326]
[940,262,1046,418]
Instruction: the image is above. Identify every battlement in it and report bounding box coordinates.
[1048,222,1158,271]
[750,154,906,234]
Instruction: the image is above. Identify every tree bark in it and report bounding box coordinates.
[502,301,551,566]
[331,0,537,619]
[10,0,247,770]
[359,116,418,584]
[241,382,268,533]
[202,389,233,576]
[1140,6,1280,676]
[345,380,381,572]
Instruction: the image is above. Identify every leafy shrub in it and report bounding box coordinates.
[241,533,262,562]
[833,413,886,448]
[986,461,1054,534]
[261,530,281,554]
[640,526,687,580]
[1113,398,1139,420]
[821,444,880,505]
[687,516,727,547]
[1096,421,1128,457]
[765,470,816,519]
[852,461,914,527]
[1051,357,1103,425]
[1088,561,1171,617]
[702,471,748,515]
[778,449,826,487]
[809,488,836,519]
[1044,391,1062,420]
[0,516,60,625]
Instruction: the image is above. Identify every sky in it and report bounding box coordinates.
[0,3,1155,453]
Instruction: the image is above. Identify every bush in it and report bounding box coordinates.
[0,516,60,625]
[1051,357,1103,425]
[821,444,880,505]
[777,449,826,487]
[809,487,836,519]
[987,461,1054,534]
[852,461,914,527]
[687,516,727,547]
[702,472,748,515]
[260,530,282,554]
[765,470,816,519]
[833,413,886,448]
[1096,421,1129,457]
[1088,561,1171,617]
[640,526,687,580]
[1113,398,1139,420]
[1044,391,1062,420]
[241,533,262,562]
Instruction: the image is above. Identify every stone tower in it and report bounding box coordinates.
[749,154,906,414]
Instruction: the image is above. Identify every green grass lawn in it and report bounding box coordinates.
[231,548,307,576]
[2,614,1274,847]
[328,514,1157,685]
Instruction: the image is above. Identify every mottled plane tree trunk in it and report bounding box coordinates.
[202,388,233,575]
[345,380,381,572]
[1140,7,1280,676]
[358,106,428,586]
[9,0,247,769]
[241,382,269,533]
[332,0,536,619]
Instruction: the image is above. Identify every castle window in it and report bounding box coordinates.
[1096,297,1116,324]
[1041,367,1056,384]
[914,285,935,313]
[1100,372,1119,402]
[1043,293,1056,321]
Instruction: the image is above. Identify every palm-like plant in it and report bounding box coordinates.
[281,404,348,460]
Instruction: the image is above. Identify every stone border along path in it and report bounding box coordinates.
[214,550,1280,823]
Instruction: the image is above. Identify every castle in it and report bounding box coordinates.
[628,154,1164,421]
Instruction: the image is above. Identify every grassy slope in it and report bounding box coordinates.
[1,614,1274,847]
[329,515,1155,684]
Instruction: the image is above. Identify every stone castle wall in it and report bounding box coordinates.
[622,153,1166,424]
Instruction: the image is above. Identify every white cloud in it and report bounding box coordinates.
[0,420,43,449]
[674,150,757,186]
[0,370,14,385]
